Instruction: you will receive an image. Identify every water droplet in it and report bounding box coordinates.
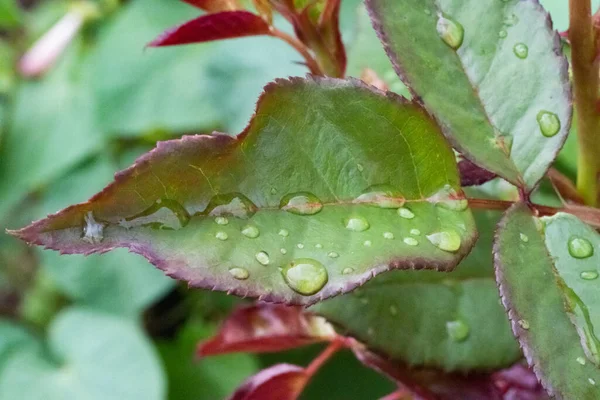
[383,232,395,240]
[354,184,405,208]
[345,216,370,232]
[297,243,304,249]
[120,199,190,230]
[278,229,289,237]
[327,251,339,258]
[215,231,228,241]
[357,163,364,172]
[428,185,468,211]
[363,240,372,247]
[577,356,587,365]
[206,193,257,219]
[569,236,594,259]
[280,248,287,254]
[280,192,323,215]
[520,233,529,243]
[537,111,561,137]
[241,225,260,238]
[424,8,432,15]
[581,271,599,280]
[315,243,323,249]
[229,267,249,280]
[427,230,462,252]
[404,237,419,246]
[436,15,464,50]
[389,305,398,316]
[498,29,507,38]
[590,378,597,386]
[361,298,370,305]
[255,251,270,266]
[82,211,104,244]
[214,216,229,225]
[503,13,519,26]
[518,319,530,330]
[342,267,354,275]
[281,258,328,295]
[513,43,528,59]
[446,320,469,342]
[367,327,375,336]
[397,207,415,219]
[534,218,545,234]
[270,187,278,195]
[410,229,421,236]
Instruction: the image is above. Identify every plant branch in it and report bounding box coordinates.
[569,0,600,206]
[269,27,323,76]
[305,339,343,378]
[547,168,585,204]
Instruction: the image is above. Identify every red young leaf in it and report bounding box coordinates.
[182,0,241,12]
[148,11,271,47]
[458,157,497,187]
[198,303,335,357]
[229,363,308,400]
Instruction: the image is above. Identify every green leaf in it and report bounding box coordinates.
[313,210,520,371]
[495,204,600,398]
[367,0,571,190]
[0,308,165,400]
[13,77,477,305]
[0,0,21,29]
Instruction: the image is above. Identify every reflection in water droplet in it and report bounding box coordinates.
[229,267,249,280]
[383,232,395,240]
[398,207,415,219]
[280,248,287,254]
[255,251,270,266]
[83,211,104,244]
[518,319,530,330]
[206,193,257,219]
[436,15,464,50]
[581,271,599,280]
[428,185,468,211]
[498,29,507,38]
[410,229,421,236]
[404,237,419,246]
[427,230,461,252]
[280,192,323,215]
[241,225,260,238]
[278,229,289,237]
[389,305,398,316]
[281,258,328,295]
[120,199,190,230]
[215,217,229,225]
[342,267,354,275]
[363,240,372,247]
[446,320,469,342]
[354,184,405,208]
[513,43,528,59]
[569,236,594,259]
[537,111,561,137]
[345,216,370,232]
[297,243,304,249]
[215,231,228,241]
[328,251,339,258]
[577,356,587,366]
[520,233,529,243]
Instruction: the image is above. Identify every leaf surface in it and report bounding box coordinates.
[13,77,477,305]
[229,363,307,400]
[367,0,571,190]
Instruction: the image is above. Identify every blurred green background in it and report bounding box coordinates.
[0,0,591,398]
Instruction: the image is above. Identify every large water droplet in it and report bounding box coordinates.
[241,225,260,238]
[436,15,464,50]
[446,320,469,342]
[404,237,419,246]
[569,236,594,259]
[513,43,528,59]
[281,258,328,295]
[215,231,228,241]
[428,185,468,211]
[280,192,323,215]
[345,216,370,232]
[581,271,599,280]
[397,207,415,219]
[206,193,257,219]
[255,251,270,266]
[354,184,405,208]
[229,267,249,280]
[120,199,190,230]
[427,230,462,252]
[82,211,104,244]
[537,111,561,137]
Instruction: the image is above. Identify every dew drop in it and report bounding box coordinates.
[367,327,375,336]
[280,192,323,215]
[280,248,287,255]
[345,216,370,232]
[315,243,323,249]
[404,237,419,246]
[590,378,597,386]
[568,236,594,259]
[424,8,432,15]
[278,229,289,237]
[214,216,229,225]
[241,225,260,238]
[513,43,528,59]
[206,193,257,219]
[342,267,354,275]
[446,320,470,342]
[281,258,328,295]
[410,228,421,236]
[577,356,587,366]
[503,13,519,26]
[498,29,507,38]
[361,298,369,305]
[397,207,415,219]
[229,267,249,280]
[428,185,468,211]
[354,184,405,208]
[297,243,305,249]
[363,240,372,247]
[383,232,395,240]
[389,305,398,316]
[82,211,104,244]
[357,163,364,172]
[270,187,278,195]
[518,319,530,330]
[537,111,561,137]
[581,271,599,280]
[520,233,529,243]
[255,251,270,266]
[215,231,228,241]
[327,251,339,258]
[427,230,462,252]
[436,15,464,50]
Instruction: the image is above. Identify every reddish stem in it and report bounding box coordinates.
[305,339,343,378]
[269,27,323,76]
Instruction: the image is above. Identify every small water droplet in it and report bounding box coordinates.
[280,192,323,215]
[206,193,257,219]
[590,378,597,386]
[513,43,528,59]
[315,243,323,249]
[404,237,419,246]
[397,207,415,219]
[241,225,260,238]
[229,267,249,280]
[436,15,464,50]
[537,111,561,137]
[383,232,395,240]
[215,216,229,225]
[215,231,228,241]
[520,233,529,243]
[270,187,278,195]
[280,248,287,254]
[357,163,364,172]
[389,305,398,316]
[518,319,530,330]
[534,218,545,234]
[345,216,370,232]
[363,240,372,247]
[354,184,405,208]
[427,230,462,252]
[281,258,328,295]
[410,229,421,236]
[297,243,304,249]
[278,229,289,237]
[569,236,594,259]
[498,29,507,38]
[82,211,104,244]
[424,8,432,15]
[577,356,587,365]
[255,251,270,265]
[428,185,468,211]
[503,13,519,26]
[581,271,599,280]
[327,251,339,258]
[342,267,354,275]
[367,327,375,336]
[446,320,469,342]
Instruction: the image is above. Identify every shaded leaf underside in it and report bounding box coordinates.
[13,77,476,305]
